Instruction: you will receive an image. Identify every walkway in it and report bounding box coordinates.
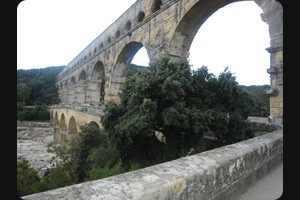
[236,163,283,200]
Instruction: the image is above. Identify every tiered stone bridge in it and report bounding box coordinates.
[52,0,283,144]
[45,1,283,198]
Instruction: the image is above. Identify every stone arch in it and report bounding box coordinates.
[50,110,53,119]
[167,0,282,118]
[76,70,87,104]
[71,76,75,84]
[115,30,121,39]
[108,41,144,102]
[137,11,145,23]
[88,121,100,129]
[67,116,78,142]
[53,112,60,143]
[87,61,106,106]
[152,0,162,13]
[79,70,87,83]
[125,21,132,31]
[68,76,76,104]
[54,112,59,125]
[59,113,67,144]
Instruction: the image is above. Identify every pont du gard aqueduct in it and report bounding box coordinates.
[50,0,283,145]
[26,0,283,199]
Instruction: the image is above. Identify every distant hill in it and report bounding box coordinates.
[17,66,65,106]
[239,84,270,117]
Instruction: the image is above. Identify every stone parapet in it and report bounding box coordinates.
[22,129,283,200]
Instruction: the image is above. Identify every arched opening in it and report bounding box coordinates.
[59,113,67,144]
[88,61,106,106]
[53,112,60,143]
[189,1,270,86]
[108,42,149,102]
[54,112,59,126]
[137,11,145,23]
[152,0,162,13]
[125,21,132,31]
[168,0,282,118]
[88,121,100,129]
[67,116,78,142]
[68,76,76,104]
[76,70,87,104]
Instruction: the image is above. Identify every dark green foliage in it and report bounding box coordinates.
[17,105,50,121]
[17,160,41,196]
[239,85,270,117]
[101,56,255,166]
[17,160,75,196]
[87,159,123,181]
[68,123,120,183]
[39,167,73,191]
[17,66,64,121]
[128,64,147,77]
[17,66,64,105]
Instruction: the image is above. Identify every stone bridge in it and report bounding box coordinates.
[52,0,282,143]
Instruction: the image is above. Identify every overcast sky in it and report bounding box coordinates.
[17,0,271,86]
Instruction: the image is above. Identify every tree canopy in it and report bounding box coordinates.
[101,56,255,166]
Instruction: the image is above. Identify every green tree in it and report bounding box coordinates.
[101,56,254,166]
[17,160,41,196]
[39,167,73,191]
[17,83,32,105]
[68,123,115,183]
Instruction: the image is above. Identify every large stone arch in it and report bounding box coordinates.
[167,0,282,119]
[76,70,87,104]
[107,41,144,103]
[87,61,106,106]
[67,116,78,142]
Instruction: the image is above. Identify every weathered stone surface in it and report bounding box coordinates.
[22,129,283,200]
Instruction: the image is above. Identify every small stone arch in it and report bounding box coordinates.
[125,21,132,31]
[79,70,87,83]
[54,112,59,125]
[77,70,87,104]
[88,121,100,129]
[50,110,53,119]
[59,113,67,144]
[53,112,60,143]
[71,76,75,84]
[67,116,78,142]
[137,11,145,23]
[151,0,162,13]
